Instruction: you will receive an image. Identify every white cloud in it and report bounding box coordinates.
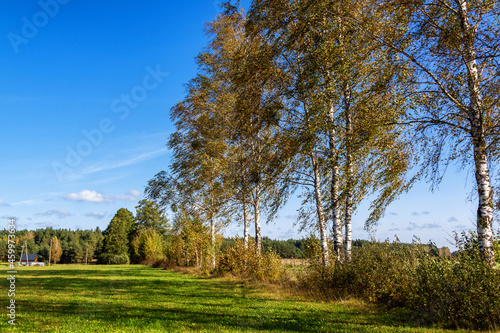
[85,212,107,219]
[64,189,140,203]
[64,190,111,203]
[35,209,72,219]
[448,216,458,222]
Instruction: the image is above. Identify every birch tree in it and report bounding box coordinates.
[338,0,500,264]
[248,0,414,263]
[224,3,294,254]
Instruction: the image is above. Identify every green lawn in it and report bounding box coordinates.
[0,265,471,332]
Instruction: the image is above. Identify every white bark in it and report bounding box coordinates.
[210,214,216,269]
[473,140,496,265]
[243,200,249,249]
[254,184,262,254]
[458,0,496,265]
[328,105,342,262]
[310,152,330,267]
[344,188,353,262]
[344,87,353,262]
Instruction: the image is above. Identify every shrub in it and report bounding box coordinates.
[299,240,421,306]
[215,238,286,283]
[131,228,164,263]
[409,232,500,330]
[299,235,500,330]
[302,235,322,260]
[108,254,130,265]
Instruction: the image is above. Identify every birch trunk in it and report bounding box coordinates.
[344,186,353,262]
[458,0,496,265]
[344,87,353,262]
[254,184,262,254]
[310,152,330,267]
[328,104,342,262]
[243,200,249,249]
[472,136,496,265]
[195,247,199,267]
[210,214,216,269]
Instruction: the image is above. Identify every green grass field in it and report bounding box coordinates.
[0,265,473,332]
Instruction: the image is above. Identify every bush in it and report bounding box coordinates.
[299,240,421,306]
[409,232,500,330]
[102,253,130,265]
[215,238,286,283]
[299,235,500,330]
[131,228,164,263]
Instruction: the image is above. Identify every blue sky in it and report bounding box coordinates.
[0,1,485,249]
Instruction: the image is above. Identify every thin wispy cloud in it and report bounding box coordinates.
[278,228,296,239]
[411,211,430,216]
[11,199,42,206]
[35,209,72,219]
[0,199,11,207]
[34,221,60,228]
[454,224,469,230]
[1,215,19,220]
[81,148,169,176]
[448,217,458,222]
[113,189,141,201]
[86,174,130,186]
[407,222,441,231]
[85,212,107,219]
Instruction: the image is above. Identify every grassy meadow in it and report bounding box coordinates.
[0,264,477,332]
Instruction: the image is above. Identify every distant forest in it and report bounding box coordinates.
[0,226,312,263]
[0,227,103,264]
[0,226,443,264]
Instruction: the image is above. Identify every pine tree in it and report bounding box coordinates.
[97,208,134,264]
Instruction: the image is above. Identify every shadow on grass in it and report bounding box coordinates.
[4,265,428,332]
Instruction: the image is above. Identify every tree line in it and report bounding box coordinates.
[0,227,102,264]
[0,200,169,265]
[145,0,499,267]
[0,211,318,264]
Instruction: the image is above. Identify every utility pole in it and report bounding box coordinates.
[49,238,52,267]
[25,241,28,266]
[85,247,88,265]
[18,245,24,266]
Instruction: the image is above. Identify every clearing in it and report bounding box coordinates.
[0,265,471,332]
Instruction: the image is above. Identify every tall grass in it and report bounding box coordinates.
[299,233,500,330]
[215,238,287,283]
[1,264,458,332]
